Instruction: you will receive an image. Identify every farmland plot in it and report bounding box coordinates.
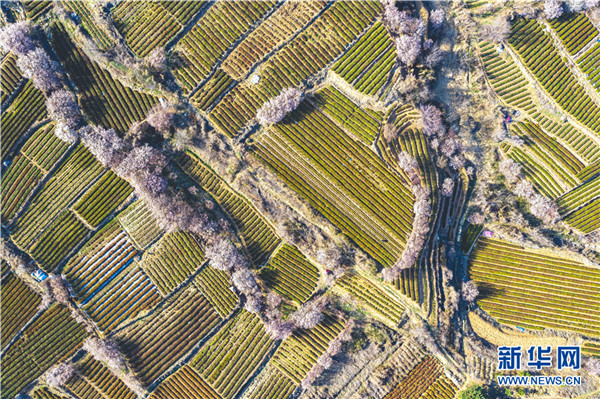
[63,1,112,50]
[0,272,41,350]
[272,314,345,384]
[117,200,163,249]
[333,22,396,96]
[177,151,280,266]
[141,230,205,295]
[383,356,456,399]
[549,13,598,56]
[112,1,207,57]
[1,304,88,398]
[150,365,220,399]
[259,243,319,304]
[469,238,600,337]
[244,364,297,399]
[172,1,275,92]
[20,123,70,172]
[556,175,600,214]
[65,354,137,399]
[193,266,238,318]
[1,53,24,105]
[22,0,52,20]
[116,286,221,385]
[563,197,600,233]
[208,1,382,137]
[579,42,600,93]
[31,387,69,399]
[193,310,274,399]
[51,22,157,133]
[190,68,234,111]
[254,102,414,268]
[583,342,600,358]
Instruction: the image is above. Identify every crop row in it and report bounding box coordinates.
[142,230,205,295]
[579,42,600,92]
[73,170,133,228]
[81,262,161,332]
[338,273,405,325]
[117,200,163,249]
[208,1,382,137]
[113,1,205,57]
[501,143,567,198]
[1,155,44,222]
[421,375,458,399]
[190,69,234,111]
[51,23,157,133]
[173,1,275,92]
[246,364,297,399]
[23,0,52,20]
[117,286,221,386]
[1,53,23,105]
[193,310,274,399]
[583,342,600,358]
[1,304,88,398]
[479,41,600,164]
[460,222,483,253]
[549,13,598,56]
[150,365,220,399]
[194,266,238,318]
[221,1,326,80]
[66,354,137,399]
[509,19,600,136]
[312,85,382,143]
[333,22,395,96]
[31,387,66,399]
[273,314,344,384]
[1,272,41,351]
[29,210,90,271]
[469,238,600,337]
[13,144,104,250]
[20,123,69,172]
[383,356,443,399]
[577,160,600,181]
[260,243,319,304]
[63,1,112,50]
[1,80,47,157]
[556,175,600,214]
[177,151,280,266]
[563,197,600,234]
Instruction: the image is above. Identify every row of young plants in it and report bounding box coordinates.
[1,154,44,222]
[116,286,221,386]
[221,0,326,80]
[383,356,444,399]
[150,365,220,399]
[333,22,395,96]
[563,197,600,233]
[1,304,88,398]
[259,243,319,304]
[583,342,600,358]
[0,271,42,351]
[469,238,600,337]
[272,314,345,384]
[312,85,382,143]
[20,123,69,172]
[556,175,600,214]
[508,19,600,136]
[141,230,205,296]
[117,200,164,249]
[173,1,275,91]
[579,42,600,92]
[480,41,600,165]
[193,310,274,399]
[501,142,567,198]
[1,80,47,157]
[63,1,112,51]
[177,151,280,266]
[193,266,238,318]
[208,0,382,137]
[66,354,137,399]
[23,0,52,20]
[549,12,598,56]
[112,1,205,57]
[1,53,23,104]
[337,272,405,325]
[245,364,298,399]
[190,69,234,111]
[51,23,157,133]
[73,170,133,228]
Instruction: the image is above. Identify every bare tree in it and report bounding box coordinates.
[47,90,83,130]
[430,9,445,29]
[205,238,248,271]
[49,275,70,305]
[145,47,167,72]
[80,125,123,168]
[441,178,454,197]
[256,87,302,125]
[419,104,444,136]
[0,22,35,55]
[546,0,565,18]
[16,48,61,92]
[467,212,485,225]
[244,292,263,313]
[499,158,522,183]
[395,34,422,66]
[479,16,510,43]
[291,296,328,329]
[462,280,479,303]
[45,363,74,387]
[588,358,600,377]
[231,268,258,294]
[147,103,175,135]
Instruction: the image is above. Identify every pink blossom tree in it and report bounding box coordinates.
[419,104,444,136]
[462,280,479,302]
[16,48,61,92]
[80,126,123,168]
[256,87,302,125]
[441,178,454,197]
[45,363,74,387]
[0,22,35,55]
[545,0,564,19]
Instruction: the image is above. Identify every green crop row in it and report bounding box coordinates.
[1,53,23,105]
[2,304,88,398]
[20,123,69,172]
[51,23,157,133]
[193,310,273,399]
[117,200,163,249]
[117,287,220,386]
[579,42,600,92]
[1,272,41,351]
[563,197,600,234]
[191,69,234,111]
[194,266,238,318]
[260,243,319,304]
[68,354,136,399]
[1,155,43,222]
[142,231,205,295]
[150,365,220,399]
[556,175,600,214]
[63,1,112,50]
[208,1,382,137]
[549,13,598,56]
[246,365,297,399]
[22,0,52,20]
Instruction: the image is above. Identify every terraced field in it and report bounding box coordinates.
[549,13,598,56]
[193,266,238,318]
[384,356,457,399]
[66,354,137,399]
[1,53,24,105]
[150,365,220,399]
[0,272,41,350]
[244,364,297,399]
[469,238,600,337]
[117,200,164,249]
[63,1,112,50]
